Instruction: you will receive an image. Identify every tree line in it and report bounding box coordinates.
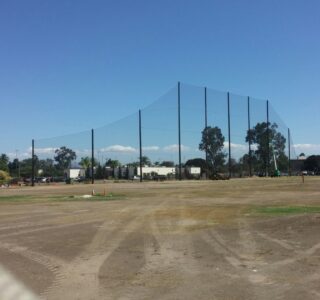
[1,121,318,183]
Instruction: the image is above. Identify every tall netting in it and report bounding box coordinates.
[140,85,178,166]
[34,130,91,181]
[207,88,229,176]
[179,83,206,164]
[229,93,250,177]
[95,113,139,166]
[269,103,296,175]
[249,97,268,176]
[30,82,294,182]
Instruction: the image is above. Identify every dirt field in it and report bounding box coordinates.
[0,177,320,299]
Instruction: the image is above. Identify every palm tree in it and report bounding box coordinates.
[79,157,91,178]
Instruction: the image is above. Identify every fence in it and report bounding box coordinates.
[31,82,296,184]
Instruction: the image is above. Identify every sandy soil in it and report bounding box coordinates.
[0,177,320,299]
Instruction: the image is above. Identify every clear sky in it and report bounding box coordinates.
[1,0,319,161]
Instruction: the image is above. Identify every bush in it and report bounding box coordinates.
[65,178,73,184]
[0,171,11,185]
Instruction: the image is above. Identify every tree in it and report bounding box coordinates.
[199,126,226,174]
[246,122,287,175]
[19,155,39,178]
[0,170,11,185]
[141,156,151,166]
[304,155,320,172]
[8,158,20,177]
[38,159,58,177]
[128,156,151,168]
[95,163,106,179]
[0,154,9,172]
[105,159,121,168]
[160,161,174,167]
[54,147,76,170]
[79,156,91,178]
[185,158,208,175]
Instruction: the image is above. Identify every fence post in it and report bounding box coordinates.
[91,129,94,184]
[288,128,291,176]
[178,82,182,180]
[247,96,252,177]
[266,100,270,177]
[204,87,208,178]
[139,110,143,182]
[31,139,35,187]
[227,92,231,178]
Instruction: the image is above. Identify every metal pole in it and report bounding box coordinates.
[266,100,270,177]
[178,82,182,180]
[139,110,143,182]
[288,128,291,176]
[91,129,94,184]
[204,87,208,176]
[227,92,231,178]
[247,96,252,177]
[31,139,35,187]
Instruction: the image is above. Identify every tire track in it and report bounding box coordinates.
[42,198,168,300]
[0,241,64,275]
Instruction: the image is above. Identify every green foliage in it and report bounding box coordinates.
[38,158,60,177]
[246,122,287,174]
[105,159,121,168]
[80,156,91,178]
[127,156,151,168]
[19,155,39,178]
[0,170,11,185]
[160,161,174,167]
[95,164,106,179]
[254,206,320,215]
[185,158,208,174]
[141,156,151,166]
[304,155,320,172]
[0,154,9,172]
[199,126,226,174]
[54,146,77,170]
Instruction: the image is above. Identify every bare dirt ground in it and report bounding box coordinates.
[0,177,320,299]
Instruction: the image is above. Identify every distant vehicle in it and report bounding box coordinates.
[37,177,50,183]
[75,176,86,182]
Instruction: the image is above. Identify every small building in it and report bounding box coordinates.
[65,168,85,179]
[137,166,176,179]
[184,166,201,179]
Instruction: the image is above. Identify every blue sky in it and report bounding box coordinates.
[1,0,319,162]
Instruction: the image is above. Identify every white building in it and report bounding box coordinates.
[65,168,85,179]
[137,166,176,178]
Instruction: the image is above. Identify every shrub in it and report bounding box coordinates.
[0,170,11,185]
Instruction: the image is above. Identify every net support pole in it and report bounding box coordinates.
[247,96,252,177]
[288,128,291,176]
[91,129,94,184]
[31,139,35,187]
[227,92,231,178]
[204,87,208,178]
[266,100,270,177]
[139,109,143,182]
[178,82,182,180]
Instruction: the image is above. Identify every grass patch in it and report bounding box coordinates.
[253,206,320,215]
[0,195,36,202]
[0,193,126,203]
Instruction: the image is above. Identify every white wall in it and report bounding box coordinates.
[67,168,85,179]
[137,167,176,176]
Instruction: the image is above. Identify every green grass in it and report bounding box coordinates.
[0,193,126,203]
[253,206,320,215]
[0,195,36,202]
